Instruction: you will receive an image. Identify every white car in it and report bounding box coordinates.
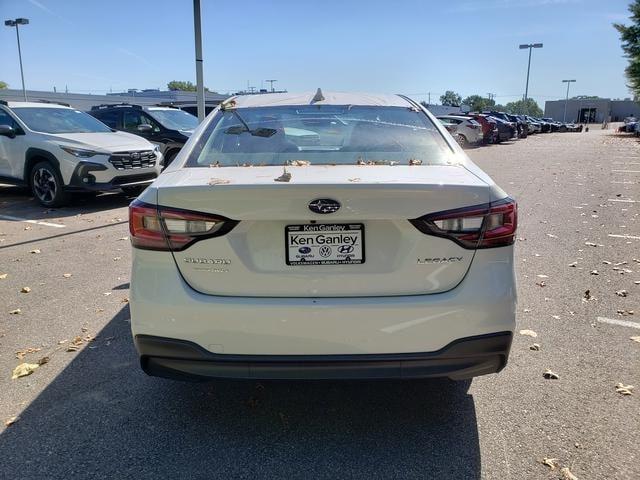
[129,91,517,382]
[436,115,483,147]
[0,101,162,206]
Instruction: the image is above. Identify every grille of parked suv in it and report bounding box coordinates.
[109,151,156,170]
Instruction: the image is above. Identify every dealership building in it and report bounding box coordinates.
[544,97,640,123]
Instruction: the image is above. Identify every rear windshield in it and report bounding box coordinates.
[147,108,198,131]
[185,105,452,167]
[12,107,112,134]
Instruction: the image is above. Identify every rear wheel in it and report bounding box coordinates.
[455,134,468,148]
[30,161,70,207]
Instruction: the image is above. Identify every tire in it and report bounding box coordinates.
[30,161,70,207]
[162,149,178,169]
[121,185,147,197]
[455,134,468,148]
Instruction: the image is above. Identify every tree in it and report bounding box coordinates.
[614,1,640,97]
[0,81,7,90]
[504,98,543,117]
[167,80,210,92]
[439,90,462,106]
[462,95,495,112]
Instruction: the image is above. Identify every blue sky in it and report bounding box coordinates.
[0,0,632,107]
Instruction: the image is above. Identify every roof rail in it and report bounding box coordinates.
[154,102,180,109]
[37,99,71,107]
[90,103,142,110]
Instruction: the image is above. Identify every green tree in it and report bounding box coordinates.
[167,80,211,92]
[504,98,543,117]
[0,81,8,90]
[439,90,462,106]
[614,1,640,97]
[461,95,495,112]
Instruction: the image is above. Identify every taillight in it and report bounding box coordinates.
[129,200,237,251]
[410,197,517,249]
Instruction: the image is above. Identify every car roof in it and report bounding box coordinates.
[4,101,72,109]
[227,91,414,108]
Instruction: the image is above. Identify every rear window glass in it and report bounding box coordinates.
[185,105,452,167]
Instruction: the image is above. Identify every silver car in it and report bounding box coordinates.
[436,115,483,147]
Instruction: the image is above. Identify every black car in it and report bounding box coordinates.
[487,116,517,142]
[88,104,199,167]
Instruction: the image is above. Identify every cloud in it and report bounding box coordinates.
[27,0,73,25]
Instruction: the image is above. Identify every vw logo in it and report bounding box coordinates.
[308,198,341,214]
[338,245,354,254]
[319,246,332,257]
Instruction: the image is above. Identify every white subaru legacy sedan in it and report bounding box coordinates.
[129,91,517,382]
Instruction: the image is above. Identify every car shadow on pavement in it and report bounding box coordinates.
[0,306,481,479]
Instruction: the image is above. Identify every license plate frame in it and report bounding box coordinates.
[285,223,365,266]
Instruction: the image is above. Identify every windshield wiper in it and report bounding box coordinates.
[225,109,277,138]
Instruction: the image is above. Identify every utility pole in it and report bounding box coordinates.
[193,0,205,122]
[562,79,576,123]
[266,79,277,92]
[4,18,29,101]
[428,92,431,105]
[519,43,543,101]
[487,93,495,102]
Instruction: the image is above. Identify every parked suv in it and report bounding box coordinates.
[88,104,198,167]
[0,101,161,206]
[436,115,483,147]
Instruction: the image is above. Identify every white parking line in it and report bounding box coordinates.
[612,170,640,173]
[0,214,66,228]
[608,198,637,203]
[608,233,640,240]
[598,317,640,329]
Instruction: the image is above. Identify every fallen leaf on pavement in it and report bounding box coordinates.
[568,262,577,267]
[602,260,612,265]
[118,236,129,241]
[584,242,599,247]
[37,356,49,365]
[546,234,558,238]
[4,416,18,427]
[617,309,634,316]
[615,383,634,395]
[537,274,549,278]
[615,289,628,297]
[62,273,72,278]
[11,363,40,379]
[29,249,41,254]
[630,336,640,343]
[519,329,538,337]
[530,343,540,351]
[121,297,129,303]
[590,270,599,275]
[9,309,21,315]
[560,467,579,480]
[536,281,547,287]
[113,257,121,261]
[0,273,7,279]
[103,292,112,296]
[15,347,42,359]
[543,369,559,380]
[20,287,31,293]
[542,457,559,470]
[551,315,560,320]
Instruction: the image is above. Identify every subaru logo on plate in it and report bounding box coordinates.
[338,245,354,254]
[308,198,341,214]
[298,246,311,254]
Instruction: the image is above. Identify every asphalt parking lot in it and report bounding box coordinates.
[0,127,638,479]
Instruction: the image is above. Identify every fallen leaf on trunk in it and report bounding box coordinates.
[29,249,41,254]
[4,416,18,427]
[551,315,560,320]
[631,336,640,343]
[529,343,540,351]
[208,178,231,185]
[615,383,634,395]
[590,270,599,275]
[560,467,579,480]
[519,329,537,337]
[0,273,7,279]
[602,260,612,265]
[11,363,40,379]
[536,281,547,287]
[546,234,558,238]
[9,308,21,315]
[62,273,72,278]
[537,274,549,278]
[20,287,31,293]
[542,457,559,470]
[543,369,559,380]
[615,289,628,297]
[568,262,577,267]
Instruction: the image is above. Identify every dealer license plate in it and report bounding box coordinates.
[285,224,365,265]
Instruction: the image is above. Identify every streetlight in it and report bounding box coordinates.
[192,1,205,122]
[4,17,29,101]
[562,79,576,123]
[519,43,543,103]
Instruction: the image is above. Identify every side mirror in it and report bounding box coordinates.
[0,125,16,138]
[137,124,153,133]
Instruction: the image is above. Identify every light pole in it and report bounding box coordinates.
[192,0,205,122]
[562,79,576,123]
[519,43,543,103]
[4,17,29,101]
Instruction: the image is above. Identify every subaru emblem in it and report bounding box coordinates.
[308,198,341,214]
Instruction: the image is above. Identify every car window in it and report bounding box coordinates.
[187,105,453,167]
[11,107,112,134]
[123,110,160,132]
[0,109,19,129]
[92,110,120,129]
[147,108,198,131]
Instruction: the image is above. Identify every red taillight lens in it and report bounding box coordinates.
[410,197,517,249]
[129,200,237,251]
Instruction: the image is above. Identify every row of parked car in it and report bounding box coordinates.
[435,112,583,148]
[618,116,640,135]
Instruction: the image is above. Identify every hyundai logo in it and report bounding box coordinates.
[308,198,341,214]
[298,246,311,254]
[338,245,354,254]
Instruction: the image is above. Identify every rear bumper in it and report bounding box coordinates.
[136,332,513,381]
